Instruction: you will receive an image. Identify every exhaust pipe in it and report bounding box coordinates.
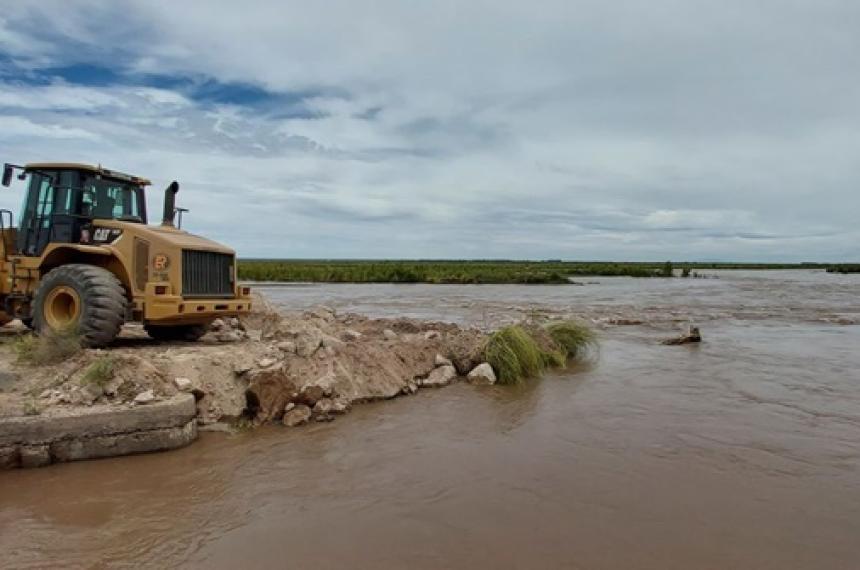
[162,181,179,226]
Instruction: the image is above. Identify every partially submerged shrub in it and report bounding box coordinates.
[484,320,597,385]
[82,356,115,387]
[14,327,82,365]
[546,320,597,360]
[484,325,545,385]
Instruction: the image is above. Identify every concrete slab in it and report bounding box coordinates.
[0,394,198,469]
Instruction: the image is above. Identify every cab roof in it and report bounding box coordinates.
[24,162,151,186]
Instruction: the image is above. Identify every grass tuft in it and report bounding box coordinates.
[14,328,82,366]
[546,320,598,360]
[484,320,598,385]
[82,356,115,387]
[484,325,546,385]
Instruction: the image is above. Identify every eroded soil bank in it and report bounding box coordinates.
[0,294,493,460]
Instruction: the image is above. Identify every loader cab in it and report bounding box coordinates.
[7,164,149,257]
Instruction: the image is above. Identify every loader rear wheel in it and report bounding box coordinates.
[144,323,209,342]
[32,264,128,347]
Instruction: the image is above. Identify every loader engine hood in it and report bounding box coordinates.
[93,220,236,255]
[134,224,235,254]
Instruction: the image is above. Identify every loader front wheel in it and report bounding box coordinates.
[32,264,128,347]
[144,323,209,342]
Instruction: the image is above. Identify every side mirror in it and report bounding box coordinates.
[2,164,13,187]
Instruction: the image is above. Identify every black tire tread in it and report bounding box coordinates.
[32,264,128,347]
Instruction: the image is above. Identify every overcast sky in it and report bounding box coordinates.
[0,1,857,261]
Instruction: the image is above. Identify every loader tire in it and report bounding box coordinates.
[144,323,209,342]
[32,264,128,347]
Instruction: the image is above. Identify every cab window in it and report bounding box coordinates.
[83,178,144,222]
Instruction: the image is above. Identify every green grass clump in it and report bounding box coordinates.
[484,320,598,385]
[82,356,115,387]
[546,320,597,360]
[484,325,546,385]
[14,328,82,365]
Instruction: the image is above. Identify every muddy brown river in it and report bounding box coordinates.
[1,270,859,569]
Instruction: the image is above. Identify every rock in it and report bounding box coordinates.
[400,381,418,395]
[434,354,453,367]
[19,445,51,468]
[283,404,312,427]
[211,318,225,331]
[174,377,193,392]
[299,385,326,406]
[285,402,295,412]
[67,388,86,406]
[342,329,362,341]
[447,330,485,374]
[277,340,297,354]
[421,365,457,387]
[215,331,242,343]
[331,397,351,414]
[296,335,323,357]
[424,330,441,340]
[308,306,336,321]
[257,357,278,368]
[467,363,497,385]
[133,390,155,405]
[313,398,333,415]
[198,422,235,434]
[227,317,240,329]
[233,363,252,376]
[383,329,397,341]
[662,325,702,346]
[81,382,104,404]
[321,335,345,351]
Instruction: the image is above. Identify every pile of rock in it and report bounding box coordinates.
[6,301,498,433]
[208,317,249,343]
[410,353,496,392]
[282,385,352,427]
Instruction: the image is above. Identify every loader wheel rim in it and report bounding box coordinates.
[44,286,81,330]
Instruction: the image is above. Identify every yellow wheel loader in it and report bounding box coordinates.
[0,162,251,346]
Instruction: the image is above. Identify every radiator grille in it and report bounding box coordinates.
[182,250,234,297]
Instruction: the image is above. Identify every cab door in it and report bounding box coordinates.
[17,172,55,256]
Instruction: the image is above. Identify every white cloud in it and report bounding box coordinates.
[0,1,857,260]
[0,116,99,140]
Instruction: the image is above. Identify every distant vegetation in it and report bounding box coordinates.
[827,264,860,274]
[238,259,833,284]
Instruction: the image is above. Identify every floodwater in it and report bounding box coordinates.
[1,270,859,569]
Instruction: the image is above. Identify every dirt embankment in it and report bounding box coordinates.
[0,294,490,429]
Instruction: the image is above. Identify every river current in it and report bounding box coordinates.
[1,270,858,569]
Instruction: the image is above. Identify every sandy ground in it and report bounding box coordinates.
[0,294,489,428]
